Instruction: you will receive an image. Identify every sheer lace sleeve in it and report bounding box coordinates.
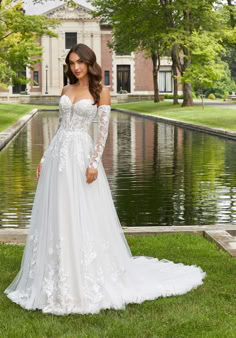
[88,105,111,169]
[40,112,62,164]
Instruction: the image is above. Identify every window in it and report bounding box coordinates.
[117,65,130,93]
[104,71,110,86]
[65,32,77,49]
[33,71,39,86]
[159,71,172,93]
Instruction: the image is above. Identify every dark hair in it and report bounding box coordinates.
[65,44,102,105]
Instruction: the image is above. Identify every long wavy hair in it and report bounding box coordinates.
[65,44,102,105]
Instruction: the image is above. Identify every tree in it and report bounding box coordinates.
[159,0,224,106]
[182,31,225,106]
[220,1,236,83]
[92,0,170,102]
[0,0,60,90]
[91,0,227,106]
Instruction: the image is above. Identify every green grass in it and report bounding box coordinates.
[1,234,236,337]
[112,101,236,132]
[0,103,57,132]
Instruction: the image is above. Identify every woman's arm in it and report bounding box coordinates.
[86,87,111,184]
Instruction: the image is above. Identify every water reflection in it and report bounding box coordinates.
[1,109,236,227]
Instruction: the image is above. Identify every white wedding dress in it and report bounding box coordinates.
[4,95,206,315]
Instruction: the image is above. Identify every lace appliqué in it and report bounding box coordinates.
[40,97,97,171]
[81,233,126,312]
[42,237,74,314]
[28,230,39,279]
[40,115,62,164]
[88,105,111,169]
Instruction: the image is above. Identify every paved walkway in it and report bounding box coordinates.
[1,225,236,257]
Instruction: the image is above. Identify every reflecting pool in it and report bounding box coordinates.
[1,109,236,227]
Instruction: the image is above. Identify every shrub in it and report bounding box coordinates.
[208,93,216,100]
[164,94,184,99]
[223,91,229,101]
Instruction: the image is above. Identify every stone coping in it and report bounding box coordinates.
[1,225,236,257]
[113,108,236,141]
[0,109,38,151]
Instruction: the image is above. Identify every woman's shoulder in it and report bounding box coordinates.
[99,86,110,106]
[61,84,73,96]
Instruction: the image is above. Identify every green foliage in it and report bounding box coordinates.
[223,46,236,82]
[208,93,216,100]
[91,0,232,106]
[203,62,236,98]
[0,0,60,89]
[182,31,225,91]
[164,94,184,99]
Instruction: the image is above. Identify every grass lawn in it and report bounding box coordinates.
[0,103,57,132]
[1,234,236,337]
[112,101,236,132]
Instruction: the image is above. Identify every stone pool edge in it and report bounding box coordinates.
[0,108,39,151]
[1,225,236,257]
[0,108,59,152]
[113,108,236,141]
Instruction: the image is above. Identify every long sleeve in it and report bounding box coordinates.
[88,104,111,169]
[40,113,62,164]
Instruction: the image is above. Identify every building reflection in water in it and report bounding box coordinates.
[1,109,236,227]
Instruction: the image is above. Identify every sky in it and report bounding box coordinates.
[23,0,93,15]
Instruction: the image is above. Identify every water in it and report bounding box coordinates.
[1,109,236,227]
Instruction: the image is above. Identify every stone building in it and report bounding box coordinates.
[0,1,175,100]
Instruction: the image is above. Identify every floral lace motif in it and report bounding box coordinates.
[40,97,110,171]
[81,232,126,311]
[88,105,111,169]
[28,230,39,279]
[42,237,75,314]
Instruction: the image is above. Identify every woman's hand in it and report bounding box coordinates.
[36,163,42,180]
[86,167,98,184]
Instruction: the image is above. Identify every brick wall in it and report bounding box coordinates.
[134,52,154,92]
[101,31,113,91]
[30,36,42,93]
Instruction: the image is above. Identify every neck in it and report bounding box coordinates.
[76,76,89,88]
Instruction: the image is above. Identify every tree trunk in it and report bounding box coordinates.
[227,0,235,28]
[182,82,193,107]
[151,52,159,103]
[171,44,179,105]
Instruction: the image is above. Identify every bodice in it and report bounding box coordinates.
[40,94,111,169]
[59,95,97,132]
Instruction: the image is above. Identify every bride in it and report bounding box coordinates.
[4,43,205,315]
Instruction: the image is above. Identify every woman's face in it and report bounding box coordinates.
[68,52,88,80]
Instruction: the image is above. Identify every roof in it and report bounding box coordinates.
[23,0,93,15]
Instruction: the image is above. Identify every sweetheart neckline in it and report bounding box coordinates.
[61,94,95,106]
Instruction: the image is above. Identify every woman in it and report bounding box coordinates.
[4,44,205,315]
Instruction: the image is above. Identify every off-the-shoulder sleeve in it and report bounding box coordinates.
[40,112,62,164]
[88,104,111,169]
